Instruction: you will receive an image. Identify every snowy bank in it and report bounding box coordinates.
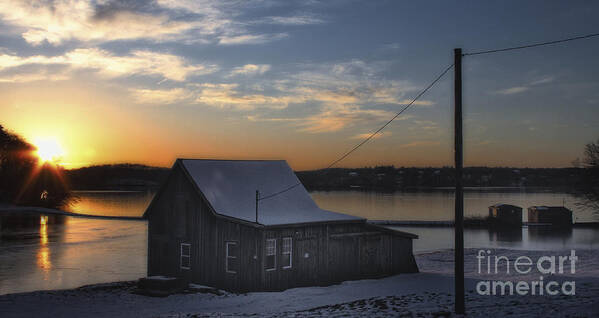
[0,248,598,317]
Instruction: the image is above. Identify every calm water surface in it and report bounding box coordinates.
[0,217,147,295]
[311,189,598,223]
[1,189,597,295]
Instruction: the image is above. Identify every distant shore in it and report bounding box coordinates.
[63,163,586,192]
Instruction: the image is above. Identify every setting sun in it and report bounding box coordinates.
[34,137,64,163]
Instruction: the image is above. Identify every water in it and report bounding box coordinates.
[0,189,597,295]
[311,189,597,223]
[390,226,599,253]
[64,190,155,217]
[0,217,147,295]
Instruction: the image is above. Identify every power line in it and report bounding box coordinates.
[324,63,454,170]
[258,62,454,202]
[257,182,302,201]
[463,32,599,56]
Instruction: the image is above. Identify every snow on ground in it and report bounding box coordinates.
[1,248,598,317]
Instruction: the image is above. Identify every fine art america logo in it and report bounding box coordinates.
[476,250,577,296]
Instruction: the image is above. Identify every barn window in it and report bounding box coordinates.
[265,239,276,271]
[226,242,238,274]
[180,243,191,270]
[282,237,292,269]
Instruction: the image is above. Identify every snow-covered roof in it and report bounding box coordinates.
[180,159,363,226]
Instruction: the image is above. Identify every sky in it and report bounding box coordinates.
[0,0,598,170]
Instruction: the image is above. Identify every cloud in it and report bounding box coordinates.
[494,75,555,95]
[246,115,301,122]
[229,64,271,76]
[186,59,430,132]
[351,131,392,140]
[283,60,423,106]
[0,69,69,83]
[129,88,191,104]
[476,140,494,146]
[0,0,291,46]
[382,42,400,50]
[298,105,394,133]
[0,48,216,81]
[194,83,293,110]
[398,140,441,148]
[0,0,200,45]
[290,87,359,105]
[106,57,432,135]
[494,86,529,95]
[65,49,216,81]
[530,76,555,86]
[156,0,225,15]
[184,58,424,112]
[218,33,288,45]
[257,15,324,25]
[412,120,439,131]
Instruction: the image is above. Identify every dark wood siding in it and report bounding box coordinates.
[258,223,417,291]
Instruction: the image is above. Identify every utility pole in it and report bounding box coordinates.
[256,190,260,224]
[454,48,465,314]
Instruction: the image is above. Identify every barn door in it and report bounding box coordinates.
[328,236,360,282]
[359,235,382,277]
[295,237,318,286]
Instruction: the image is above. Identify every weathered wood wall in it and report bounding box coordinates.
[260,223,417,291]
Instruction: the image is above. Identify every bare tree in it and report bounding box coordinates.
[576,138,599,212]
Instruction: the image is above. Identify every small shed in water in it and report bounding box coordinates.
[527,206,573,226]
[488,204,522,227]
[143,159,418,292]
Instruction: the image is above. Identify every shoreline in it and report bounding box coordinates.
[1,248,598,317]
[0,205,144,221]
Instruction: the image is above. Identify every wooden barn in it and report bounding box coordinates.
[143,159,418,292]
[527,206,573,226]
[488,204,522,227]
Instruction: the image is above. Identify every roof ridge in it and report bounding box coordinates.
[178,158,286,162]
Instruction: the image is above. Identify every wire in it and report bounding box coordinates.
[463,32,599,56]
[324,63,455,170]
[258,62,455,201]
[257,182,302,201]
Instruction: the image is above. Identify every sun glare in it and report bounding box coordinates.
[34,137,65,163]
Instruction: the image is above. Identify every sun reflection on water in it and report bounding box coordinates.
[37,224,52,276]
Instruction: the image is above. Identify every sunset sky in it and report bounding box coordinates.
[0,0,598,170]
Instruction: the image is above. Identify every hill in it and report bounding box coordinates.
[65,164,169,190]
